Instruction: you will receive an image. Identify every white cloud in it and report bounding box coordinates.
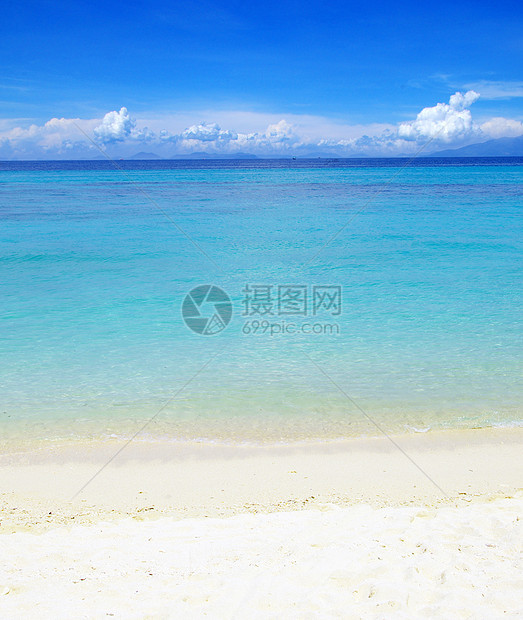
[480,117,523,139]
[265,120,298,143]
[1,90,521,159]
[94,107,135,143]
[113,110,395,144]
[398,90,480,143]
[449,91,480,110]
[0,116,98,158]
[157,119,303,153]
[180,121,237,143]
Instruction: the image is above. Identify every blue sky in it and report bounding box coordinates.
[1,0,522,157]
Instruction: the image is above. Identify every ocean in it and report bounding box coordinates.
[1,158,521,445]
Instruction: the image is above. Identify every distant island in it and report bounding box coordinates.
[431,135,523,157]
[128,152,163,160]
[122,139,523,160]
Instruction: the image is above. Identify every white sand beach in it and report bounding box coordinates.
[0,427,522,618]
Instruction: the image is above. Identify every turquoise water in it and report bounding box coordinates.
[1,159,521,444]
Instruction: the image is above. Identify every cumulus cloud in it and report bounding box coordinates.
[398,90,480,143]
[265,120,298,143]
[158,119,302,153]
[181,121,237,142]
[1,91,522,159]
[94,107,135,143]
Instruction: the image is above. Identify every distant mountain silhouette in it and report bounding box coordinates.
[431,135,523,157]
[128,152,162,159]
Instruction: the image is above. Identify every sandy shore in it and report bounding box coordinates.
[0,427,521,617]
[1,427,521,526]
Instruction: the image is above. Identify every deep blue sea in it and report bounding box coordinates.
[1,158,521,444]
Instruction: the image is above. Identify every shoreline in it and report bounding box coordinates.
[2,420,522,455]
[1,426,521,531]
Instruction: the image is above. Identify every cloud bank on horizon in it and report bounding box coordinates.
[1,91,522,160]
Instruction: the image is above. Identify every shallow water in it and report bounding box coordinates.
[1,158,521,443]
